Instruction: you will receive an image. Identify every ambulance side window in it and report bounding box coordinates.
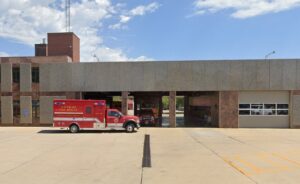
[108,111,119,117]
[85,106,92,114]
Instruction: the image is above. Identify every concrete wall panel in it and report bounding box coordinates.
[154,62,168,91]
[239,91,289,103]
[119,62,132,91]
[270,61,283,90]
[20,96,32,124]
[1,63,12,92]
[204,62,218,91]
[40,96,66,124]
[71,63,85,91]
[177,62,193,90]
[39,60,300,92]
[218,62,231,90]
[167,62,181,91]
[282,61,297,89]
[130,63,144,91]
[256,61,270,90]
[239,116,289,128]
[143,62,156,91]
[20,63,32,92]
[1,96,13,124]
[242,62,257,90]
[229,62,243,89]
[191,62,205,91]
[296,61,300,89]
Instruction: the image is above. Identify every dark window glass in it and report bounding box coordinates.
[32,100,40,118]
[263,110,276,115]
[251,104,263,109]
[264,104,276,109]
[277,110,288,115]
[32,67,39,83]
[13,67,20,83]
[251,110,263,115]
[108,111,119,117]
[277,104,289,109]
[239,110,250,115]
[85,106,92,114]
[239,104,250,109]
[13,100,20,118]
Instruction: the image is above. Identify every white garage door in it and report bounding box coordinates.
[239,91,290,128]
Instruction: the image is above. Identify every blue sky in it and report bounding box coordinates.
[0,0,300,61]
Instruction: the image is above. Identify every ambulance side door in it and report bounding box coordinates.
[107,110,119,127]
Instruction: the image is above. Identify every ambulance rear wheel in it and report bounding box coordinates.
[125,124,135,133]
[70,124,79,133]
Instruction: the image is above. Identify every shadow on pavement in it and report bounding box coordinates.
[37,130,131,134]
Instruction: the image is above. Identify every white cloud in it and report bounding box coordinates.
[91,47,153,62]
[130,2,160,16]
[193,0,300,18]
[0,51,9,57]
[0,0,154,61]
[109,2,160,30]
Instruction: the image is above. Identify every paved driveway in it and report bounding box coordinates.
[1,127,300,184]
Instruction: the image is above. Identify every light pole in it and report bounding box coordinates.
[265,51,276,60]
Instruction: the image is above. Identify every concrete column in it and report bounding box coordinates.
[169,91,176,128]
[1,96,13,124]
[20,96,32,124]
[1,63,12,92]
[219,91,239,128]
[20,63,32,92]
[121,91,129,115]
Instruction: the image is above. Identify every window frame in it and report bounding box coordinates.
[32,100,40,118]
[13,100,20,118]
[32,67,39,83]
[239,103,289,116]
[12,67,20,83]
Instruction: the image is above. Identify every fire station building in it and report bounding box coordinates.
[1,32,300,128]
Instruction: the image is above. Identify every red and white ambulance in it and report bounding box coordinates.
[53,99,140,133]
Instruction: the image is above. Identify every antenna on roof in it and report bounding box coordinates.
[65,0,71,32]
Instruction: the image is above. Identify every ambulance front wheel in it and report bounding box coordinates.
[69,124,79,133]
[125,124,135,133]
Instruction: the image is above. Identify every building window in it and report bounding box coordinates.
[277,104,289,115]
[13,67,20,83]
[32,67,39,83]
[239,103,289,116]
[13,100,20,118]
[32,100,40,118]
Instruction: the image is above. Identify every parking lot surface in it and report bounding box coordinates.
[1,127,300,184]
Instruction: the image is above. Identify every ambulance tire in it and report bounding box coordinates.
[69,124,79,133]
[125,123,135,133]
